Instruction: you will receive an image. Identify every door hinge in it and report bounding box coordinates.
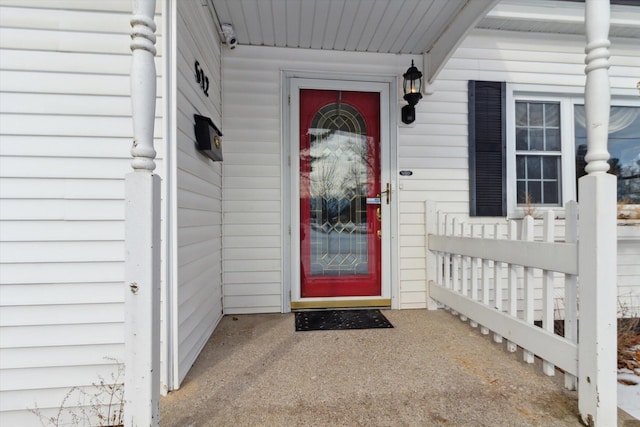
[288,95,291,106]
[288,226,291,235]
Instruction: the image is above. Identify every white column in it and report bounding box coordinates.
[124,1,161,426]
[578,1,617,425]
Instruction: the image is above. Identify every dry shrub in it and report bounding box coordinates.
[617,198,640,220]
[521,193,538,218]
[618,314,640,374]
[31,359,124,427]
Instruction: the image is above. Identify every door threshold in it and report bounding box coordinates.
[290,298,391,310]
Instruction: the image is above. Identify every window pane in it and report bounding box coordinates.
[517,181,527,204]
[530,129,544,150]
[516,102,528,126]
[545,103,560,127]
[546,128,560,151]
[530,103,543,126]
[516,156,526,179]
[528,181,541,203]
[544,181,559,204]
[575,104,640,204]
[516,128,528,150]
[543,156,559,180]
[608,106,640,204]
[527,156,541,179]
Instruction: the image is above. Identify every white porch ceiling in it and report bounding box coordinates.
[209,0,496,55]
[478,0,640,39]
[210,0,640,54]
[208,0,639,82]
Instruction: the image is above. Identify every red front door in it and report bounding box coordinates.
[299,89,381,298]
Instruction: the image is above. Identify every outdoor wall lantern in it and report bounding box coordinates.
[401,60,423,124]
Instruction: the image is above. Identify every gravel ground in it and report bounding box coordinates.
[160,309,623,426]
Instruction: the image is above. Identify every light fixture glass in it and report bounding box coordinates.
[403,60,423,103]
[402,60,423,124]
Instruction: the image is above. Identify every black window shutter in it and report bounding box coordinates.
[468,81,506,217]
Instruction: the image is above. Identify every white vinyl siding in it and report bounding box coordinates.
[222,46,421,311]
[618,229,640,317]
[397,82,471,308]
[0,2,163,425]
[222,50,287,314]
[174,1,223,386]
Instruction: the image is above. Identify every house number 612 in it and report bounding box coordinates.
[194,61,209,97]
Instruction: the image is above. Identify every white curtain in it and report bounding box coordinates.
[574,105,640,134]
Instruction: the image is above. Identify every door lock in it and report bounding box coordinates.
[376,207,381,221]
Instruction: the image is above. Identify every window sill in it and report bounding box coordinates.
[618,220,640,241]
[509,206,566,220]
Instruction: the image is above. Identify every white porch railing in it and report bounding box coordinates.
[426,201,579,382]
[425,198,616,425]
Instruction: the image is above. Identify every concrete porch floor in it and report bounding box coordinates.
[160,309,629,426]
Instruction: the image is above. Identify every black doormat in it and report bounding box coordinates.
[295,309,393,331]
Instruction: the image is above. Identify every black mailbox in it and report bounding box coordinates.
[194,114,223,161]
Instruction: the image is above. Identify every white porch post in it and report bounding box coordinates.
[578,0,617,425]
[124,0,160,426]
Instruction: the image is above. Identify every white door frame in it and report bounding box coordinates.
[281,71,399,311]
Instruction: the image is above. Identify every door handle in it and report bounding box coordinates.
[379,183,391,205]
[376,207,381,221]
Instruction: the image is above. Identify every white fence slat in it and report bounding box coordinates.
[480,225,490,335]
[470,224,479,302]
[457,222,468,321]
[493,223,503,312]
[469,224,479,328]
[448,217,459,316]
[493,223,503,344]
[443,214,451,289]
[522,216,535,364]
[481,225,490,306]
[506,220,518,353]
[542,210,556,376]
[435,211,444,294]
[452,218,460,296]
[564,201,578,390]
[460,223,469,299]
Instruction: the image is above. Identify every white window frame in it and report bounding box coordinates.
[514,100,564,207]
[506,90,577,218]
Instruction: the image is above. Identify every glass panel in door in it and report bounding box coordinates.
[299,89,381,297]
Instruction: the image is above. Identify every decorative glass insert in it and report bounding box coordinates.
[515,101,562,205]
[308,102,369,276]
[575,105,640,204]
